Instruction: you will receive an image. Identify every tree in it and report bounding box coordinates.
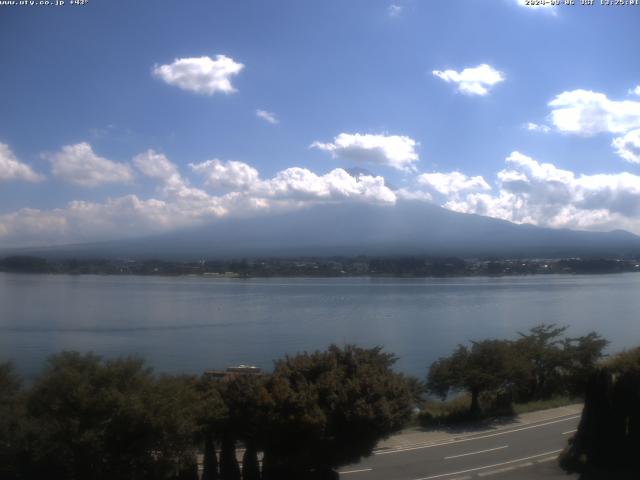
[24,352,201,480]
[427,340,518,416]
[196,378,227,480]
[515,324,569,400]
[560,346,640,476]
[562,332,609,396]
[602,346,640,373]
[0,362,26,480]
[219,375,270,480]
[261,345,413,479]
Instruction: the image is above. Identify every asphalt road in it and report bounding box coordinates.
[338,411,580,480]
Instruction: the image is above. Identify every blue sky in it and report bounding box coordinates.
[1,0,639,246]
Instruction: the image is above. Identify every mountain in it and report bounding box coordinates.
[6,201,640,260]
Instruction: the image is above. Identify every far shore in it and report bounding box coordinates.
[2,254,640,279]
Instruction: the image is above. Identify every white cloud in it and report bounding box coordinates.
[629,85,640,96]
[441,151,640,232]
[388,4,403,17]
[255,167,396,204]
[134,149,211,202]
[417,171,490,196]
[311,133,419,171]
[0,195,223,247]
[548,89,640,135]
[133,149,180,182]
[525,122,551,133]
[0,154,400,247]
[189,159,260,190]
[612,129,640,164]
[47,143,132,187]
[0,142,43,182]
[190,158,397,204]
[152,55,244,95]
[432,64,504,96]
[256,109,278,124]
[9,148,640,246]
[394,187,432,202]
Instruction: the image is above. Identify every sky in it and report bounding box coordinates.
[0,0,639,247]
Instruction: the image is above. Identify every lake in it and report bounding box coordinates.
[1,272,639,380]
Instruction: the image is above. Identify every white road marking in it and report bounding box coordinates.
[562,429,577,435]
[477,466,515,477]
[444,445,508,460]
[376,415,579,456]
[536,455,559,463]
[339,468,373,474]
[411,449,563,480]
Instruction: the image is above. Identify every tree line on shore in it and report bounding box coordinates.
[2,254,639,277]
[1,325,636,480]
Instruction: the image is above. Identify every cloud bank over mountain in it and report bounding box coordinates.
[3,142,640,248]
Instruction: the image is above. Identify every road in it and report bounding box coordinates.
[338,411,580,480]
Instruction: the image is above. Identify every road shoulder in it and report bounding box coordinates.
[375,404,583,454]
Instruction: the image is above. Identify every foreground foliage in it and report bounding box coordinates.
[0,345,413,480]
[426,324,608,417]
[560,346,640,477]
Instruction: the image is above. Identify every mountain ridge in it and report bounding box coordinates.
[3,201,640,260]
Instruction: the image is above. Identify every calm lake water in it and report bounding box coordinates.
[2,272,640,379]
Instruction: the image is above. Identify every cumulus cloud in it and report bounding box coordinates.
[47,143,133,187]
[417,171,490,197]
[441,151,640,232]
[525,122,551,133]
[548,89,640,135]
[612,129,640,164]
[255,167,396,204]
[256,109,278,124]
[0,142,43,182]
[134,149,211,202]
[190,158,397,204]
[629,85,640,96]
[133,149,180,182]
[432,64,504,96]
[0,195,229,247]
[388,4,403,17]
[189,159,260,190]
[311,133,419,171]
[0,153,399,247]
[152,55,244,95]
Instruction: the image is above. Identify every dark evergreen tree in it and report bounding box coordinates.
[219,433,241,480]
[241,445,260,480]
[201,432,219,480]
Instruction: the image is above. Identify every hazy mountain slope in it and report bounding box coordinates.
[7,201,640,260]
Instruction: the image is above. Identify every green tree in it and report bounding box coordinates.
[515,324,569,400]
[262,345,413,479]
[24,352,200,480]
[602,346,640,373]
[561,332,609,396]
[0,362,26,480]
[560,346,640,475]
[196,378,227,480]
[219,375,270,480]
[427,340,518,416]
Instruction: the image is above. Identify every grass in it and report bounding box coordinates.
[512,396,575,414]
[414,394,579,429]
